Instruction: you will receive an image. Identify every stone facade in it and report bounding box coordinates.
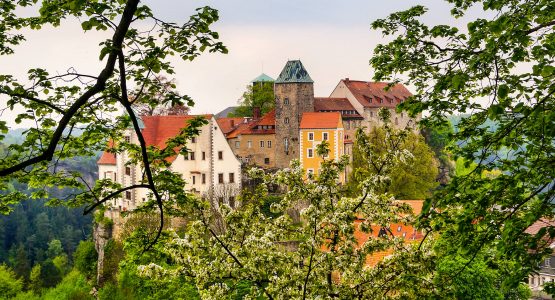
[274,82,314,168]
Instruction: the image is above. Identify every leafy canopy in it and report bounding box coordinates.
[371,0,555,289]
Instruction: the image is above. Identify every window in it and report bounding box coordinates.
[307,169,314,175]
[192,176,196,185]
[284,97,289,105]
[218,197,224,206]
[190,152,195,160]
[229,197,236,208]
[202,173,206,184]
[370,111,374,118]
[307,148,314,158]
[125,191,131,200]
[395,118,399,125]
[264,157,270,164]
[322,132,329,141]
[308,132,314,141]
[401,112,404,118]
[125,166,131,176]
[546,258,551,267]
[202,151,206,160]
[346,121,350,130]
[218,151,223,160]
[267,141,272,148]
[235,141,240,149]
[248,141,252,148]
[397,225,402,232]
[191,137,196,143]
[284,138,289,153]
[218,173,224,184]
[260,140,265,148]
[229,173,235,183]
[124,136,130,143]
[284,117,289,124]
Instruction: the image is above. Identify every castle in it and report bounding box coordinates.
[217,60,418,176]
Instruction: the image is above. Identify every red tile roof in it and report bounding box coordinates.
[342,80,412,108]
[225,110,276,138]
[141,115,212,162]
[141,115,210,148]
[256,110,275,126]
[98,140,116,165]
[300,112,342,129]
[314,97,363,119]
[216,117,244,134]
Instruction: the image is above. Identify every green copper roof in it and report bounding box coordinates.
[251,73,274,83]
[275,60,313,84]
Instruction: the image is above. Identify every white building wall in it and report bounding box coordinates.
[100,116,242,212]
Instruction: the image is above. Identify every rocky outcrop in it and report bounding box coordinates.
[93,221,112,286]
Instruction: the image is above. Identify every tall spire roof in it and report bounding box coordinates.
[275,60,313,84]
[251,73,274,83]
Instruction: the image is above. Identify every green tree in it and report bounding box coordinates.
[348,108,439,199]
[46,240,63,259]
[0,0,227,252]
[73,240,98,280]
[230,82,275,117]
[29,264,41,293]
[0,264,23,298]
[371,0,555,293]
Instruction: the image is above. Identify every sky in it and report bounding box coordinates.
[0,1,487,126]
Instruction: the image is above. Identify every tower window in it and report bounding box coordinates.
[284,117,289,124]
[284,138,289,154]
[264,158,270,164]
[284,98,289,105]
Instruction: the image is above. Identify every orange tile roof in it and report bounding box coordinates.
[98,140,116,165]
[525,218,555,235]
[342,80,412,108]
[354,200,424,266]
[216,117,244,134]
[300,112,342,129]
[314,97,363,119]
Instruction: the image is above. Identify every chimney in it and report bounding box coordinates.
[230,119,235,127]
[345,78,350,82]
[253,107,261,120]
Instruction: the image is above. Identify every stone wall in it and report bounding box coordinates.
[274,82,314,168]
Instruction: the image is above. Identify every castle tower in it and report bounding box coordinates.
[274,60,314,168]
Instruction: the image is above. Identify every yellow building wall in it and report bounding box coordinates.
[300,126,345,183]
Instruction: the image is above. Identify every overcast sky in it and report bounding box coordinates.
[0,1,486,126]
